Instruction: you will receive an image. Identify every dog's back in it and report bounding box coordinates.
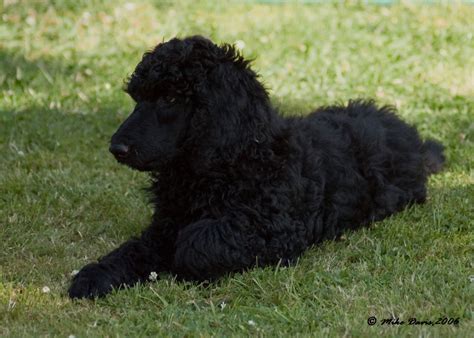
[288,100,445,241]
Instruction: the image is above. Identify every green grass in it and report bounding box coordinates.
[1,0,473,336]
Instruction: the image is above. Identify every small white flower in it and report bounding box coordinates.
[68,335,76,338]
[469,275,474,283]
[124,2,135,11]
[148,271,158,281]
[42,286,50,293]
[26,16,36,26]
[219,301,226,310]
[70,270,79,277]
[247,320,256,326]
[235,40,246,50]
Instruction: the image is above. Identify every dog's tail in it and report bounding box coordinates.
[422,139,446,175]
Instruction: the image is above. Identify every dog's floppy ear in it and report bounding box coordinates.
[185,42,276,159]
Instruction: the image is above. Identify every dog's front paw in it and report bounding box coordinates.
[68,263,116,299]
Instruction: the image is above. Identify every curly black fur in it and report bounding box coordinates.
[68,36,445,299]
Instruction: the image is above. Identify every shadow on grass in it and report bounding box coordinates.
[0,106,121,158]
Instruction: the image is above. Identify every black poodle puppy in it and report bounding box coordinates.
[69,36,445,299]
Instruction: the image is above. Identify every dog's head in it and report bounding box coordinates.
[110,35,273,172]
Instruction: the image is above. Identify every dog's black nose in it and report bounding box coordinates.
[109,143,130,158]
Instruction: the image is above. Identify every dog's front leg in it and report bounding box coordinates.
[68,222,175,299]
[172,219,260,281]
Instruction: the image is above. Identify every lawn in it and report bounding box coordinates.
[0,0,473,336]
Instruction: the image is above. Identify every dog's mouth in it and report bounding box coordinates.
[113,153,159,172]
[134,159,161,172]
